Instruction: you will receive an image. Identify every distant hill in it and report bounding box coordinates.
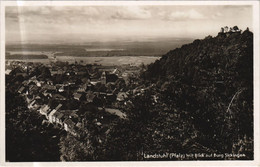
[5,38,194,57]
[6,54,48,59]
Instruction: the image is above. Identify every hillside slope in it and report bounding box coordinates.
[146,30,253,85]
[141,29,253,158]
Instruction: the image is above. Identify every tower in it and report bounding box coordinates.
[101,71,106,84]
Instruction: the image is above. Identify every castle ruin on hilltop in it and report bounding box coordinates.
[218,26,243,37]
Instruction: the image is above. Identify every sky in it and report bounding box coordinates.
[5,5,253,44]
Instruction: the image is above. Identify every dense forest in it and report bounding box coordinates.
[5,90,63,161]
[6,28,253,161]
[141,28,253,159]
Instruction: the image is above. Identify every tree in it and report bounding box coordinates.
[233,26,239,31]
[6,91,62,161]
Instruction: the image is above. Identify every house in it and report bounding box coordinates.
[112,68,121,75]
[50,69,63,76]
[28,84,35,91]
[50,69,58,76]
[46,80,53,85]
[99,92,107,98]
[28,80,36,87]
[22,79,31,86]
[34,105,41,111]
[51,110,58,123]
[42,84,56,91]
[121,72,129,84]
[101,71,107,84]
[76,122,83,129]
[100,71,118,84]
[89,70,99,79]
[28,85,39,95]
[117,92,128,101]
[55,104,63,111]
[43,90,53,98]
[73,93,83,101]
[58,86,64,92]
[53,111,64,125]
[5,69,12,75]
[77,83,87,92]
[40,105,51,118]
[90,78,100,86]
[36,80,44,87]
[35,95,43,100]
[104,108,127,119]
[96,122,102,126]
[64,118,76,132]
[48,85,56,91]
[53,94,66,101]
[34,95,45,105]
[28,100,36,109]
[48,104,62,123]
[59,109,78,122]
[86,91,96,103]
[30,76,37,80]
[48,109,57,123]
[26,94,34,102]
[81,77,90,84]
[18,86,26,94]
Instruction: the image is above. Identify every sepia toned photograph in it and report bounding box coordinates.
[1,1,259,165]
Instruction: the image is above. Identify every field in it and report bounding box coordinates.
[6,38,193,57]
[5,38,193,66]
[56,56,160,66]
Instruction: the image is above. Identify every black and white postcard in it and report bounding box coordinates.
[0,1,259,166]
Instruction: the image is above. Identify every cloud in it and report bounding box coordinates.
[168,9,206,21]
[5,5,252,43]
[111,6,152,20]
[211,12,223,19]
[5,6,101,23]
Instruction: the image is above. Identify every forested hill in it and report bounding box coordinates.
[145,29,253,85]
[140,28,253,158]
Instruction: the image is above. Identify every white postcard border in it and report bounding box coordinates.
[0,1,259,167]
